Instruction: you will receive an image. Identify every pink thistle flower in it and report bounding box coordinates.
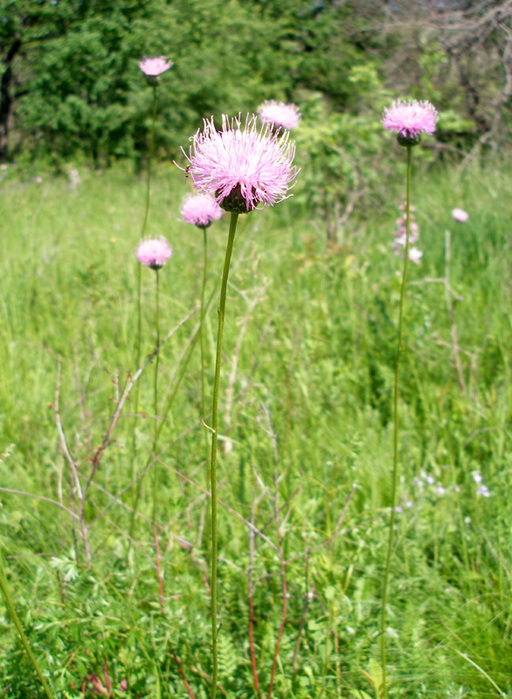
[452,208,469,222]
[139,56,172,78]
[383,99,438,142]
[181,193,223,228]
[257,100,301,130]
[180,114,299,214]
[136,237,172,270]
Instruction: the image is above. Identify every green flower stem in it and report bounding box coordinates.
[131,84,158,542]
[0,552,55,699]
[201,227,211,550]
[210,211,239,699]
[201,227,208,439]
[152,267,161,523]
[380,144,413,699]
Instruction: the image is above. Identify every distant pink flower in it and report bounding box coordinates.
[258,100,301,130]
[452,208,469,222]
[180,114,299,213]
[0,163,7,171]
[139,56,172,78]
[136,237,172,270]
[383,99,438,139]
[181,193,223,228]
[34,176,43,184]
[408,247,423,264]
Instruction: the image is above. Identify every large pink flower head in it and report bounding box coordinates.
[181,193,223,228]
[136,237,172,270]
[383,99,438,146]
[181,114,299,214]
[257,100,301,130]
[139,56,172,80]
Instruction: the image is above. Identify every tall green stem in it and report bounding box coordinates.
[130,84,158,542]
[380,145,413,698]
[201,227,211,550]
[152,268,161,523]
[0,552,55,699]
[210,212,239,699]
[201,227,208,445]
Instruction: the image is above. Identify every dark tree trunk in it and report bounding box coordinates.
[0,37,22,161]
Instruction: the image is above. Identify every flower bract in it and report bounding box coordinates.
[136,237,172,270]
[180,114,299,213]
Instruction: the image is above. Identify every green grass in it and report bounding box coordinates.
[0,158,511,698]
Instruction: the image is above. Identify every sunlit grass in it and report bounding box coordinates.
[0,159,510,698]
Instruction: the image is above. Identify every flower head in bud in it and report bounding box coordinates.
[180,114,299,214]
[383,100,438,146]
[181,193,223,229]
[258,100,301,131]
[136,237,172,270]
[139,56,172,81]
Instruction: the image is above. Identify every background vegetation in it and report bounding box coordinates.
[0,0,512,697]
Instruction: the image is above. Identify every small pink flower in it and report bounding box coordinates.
[136,237,172,270]
[408,247,423,264]
[139,56,172,77]
[181,193,223,228]
[0,163,8,171]
[180,114,299,213]
[452,208,469,222]
[257,100,301,130]
[34,176,43,184]
[383,99,438,139]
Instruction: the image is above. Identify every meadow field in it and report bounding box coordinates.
[0,156,511,698]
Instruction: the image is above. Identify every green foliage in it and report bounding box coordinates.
[0,158,511,697]
[5,0,373,165]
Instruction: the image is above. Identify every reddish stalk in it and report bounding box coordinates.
[248,480,263,695]
[267,550,287,699]
[263,404,288,699]
[173,652,197,699]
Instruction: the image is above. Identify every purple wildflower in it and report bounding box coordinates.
[452,208,469,223]
[257,100,301,130]
[383,100,438,141]
[139,56,172,78]
[136,237,172,270]
[181,193,223,228]
[180,114,299,214]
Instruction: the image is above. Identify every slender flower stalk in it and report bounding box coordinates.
[132,80,158,538]
[0,552,56,699]
[180,192,223,491]
[180,113,298,699]
[380,99,438,698]
[152,267,161,516]
[130,237,172,544]
[380,146,412,697]
[209,212,238,699]
[131,57,172,544]
[200,227,209,457]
